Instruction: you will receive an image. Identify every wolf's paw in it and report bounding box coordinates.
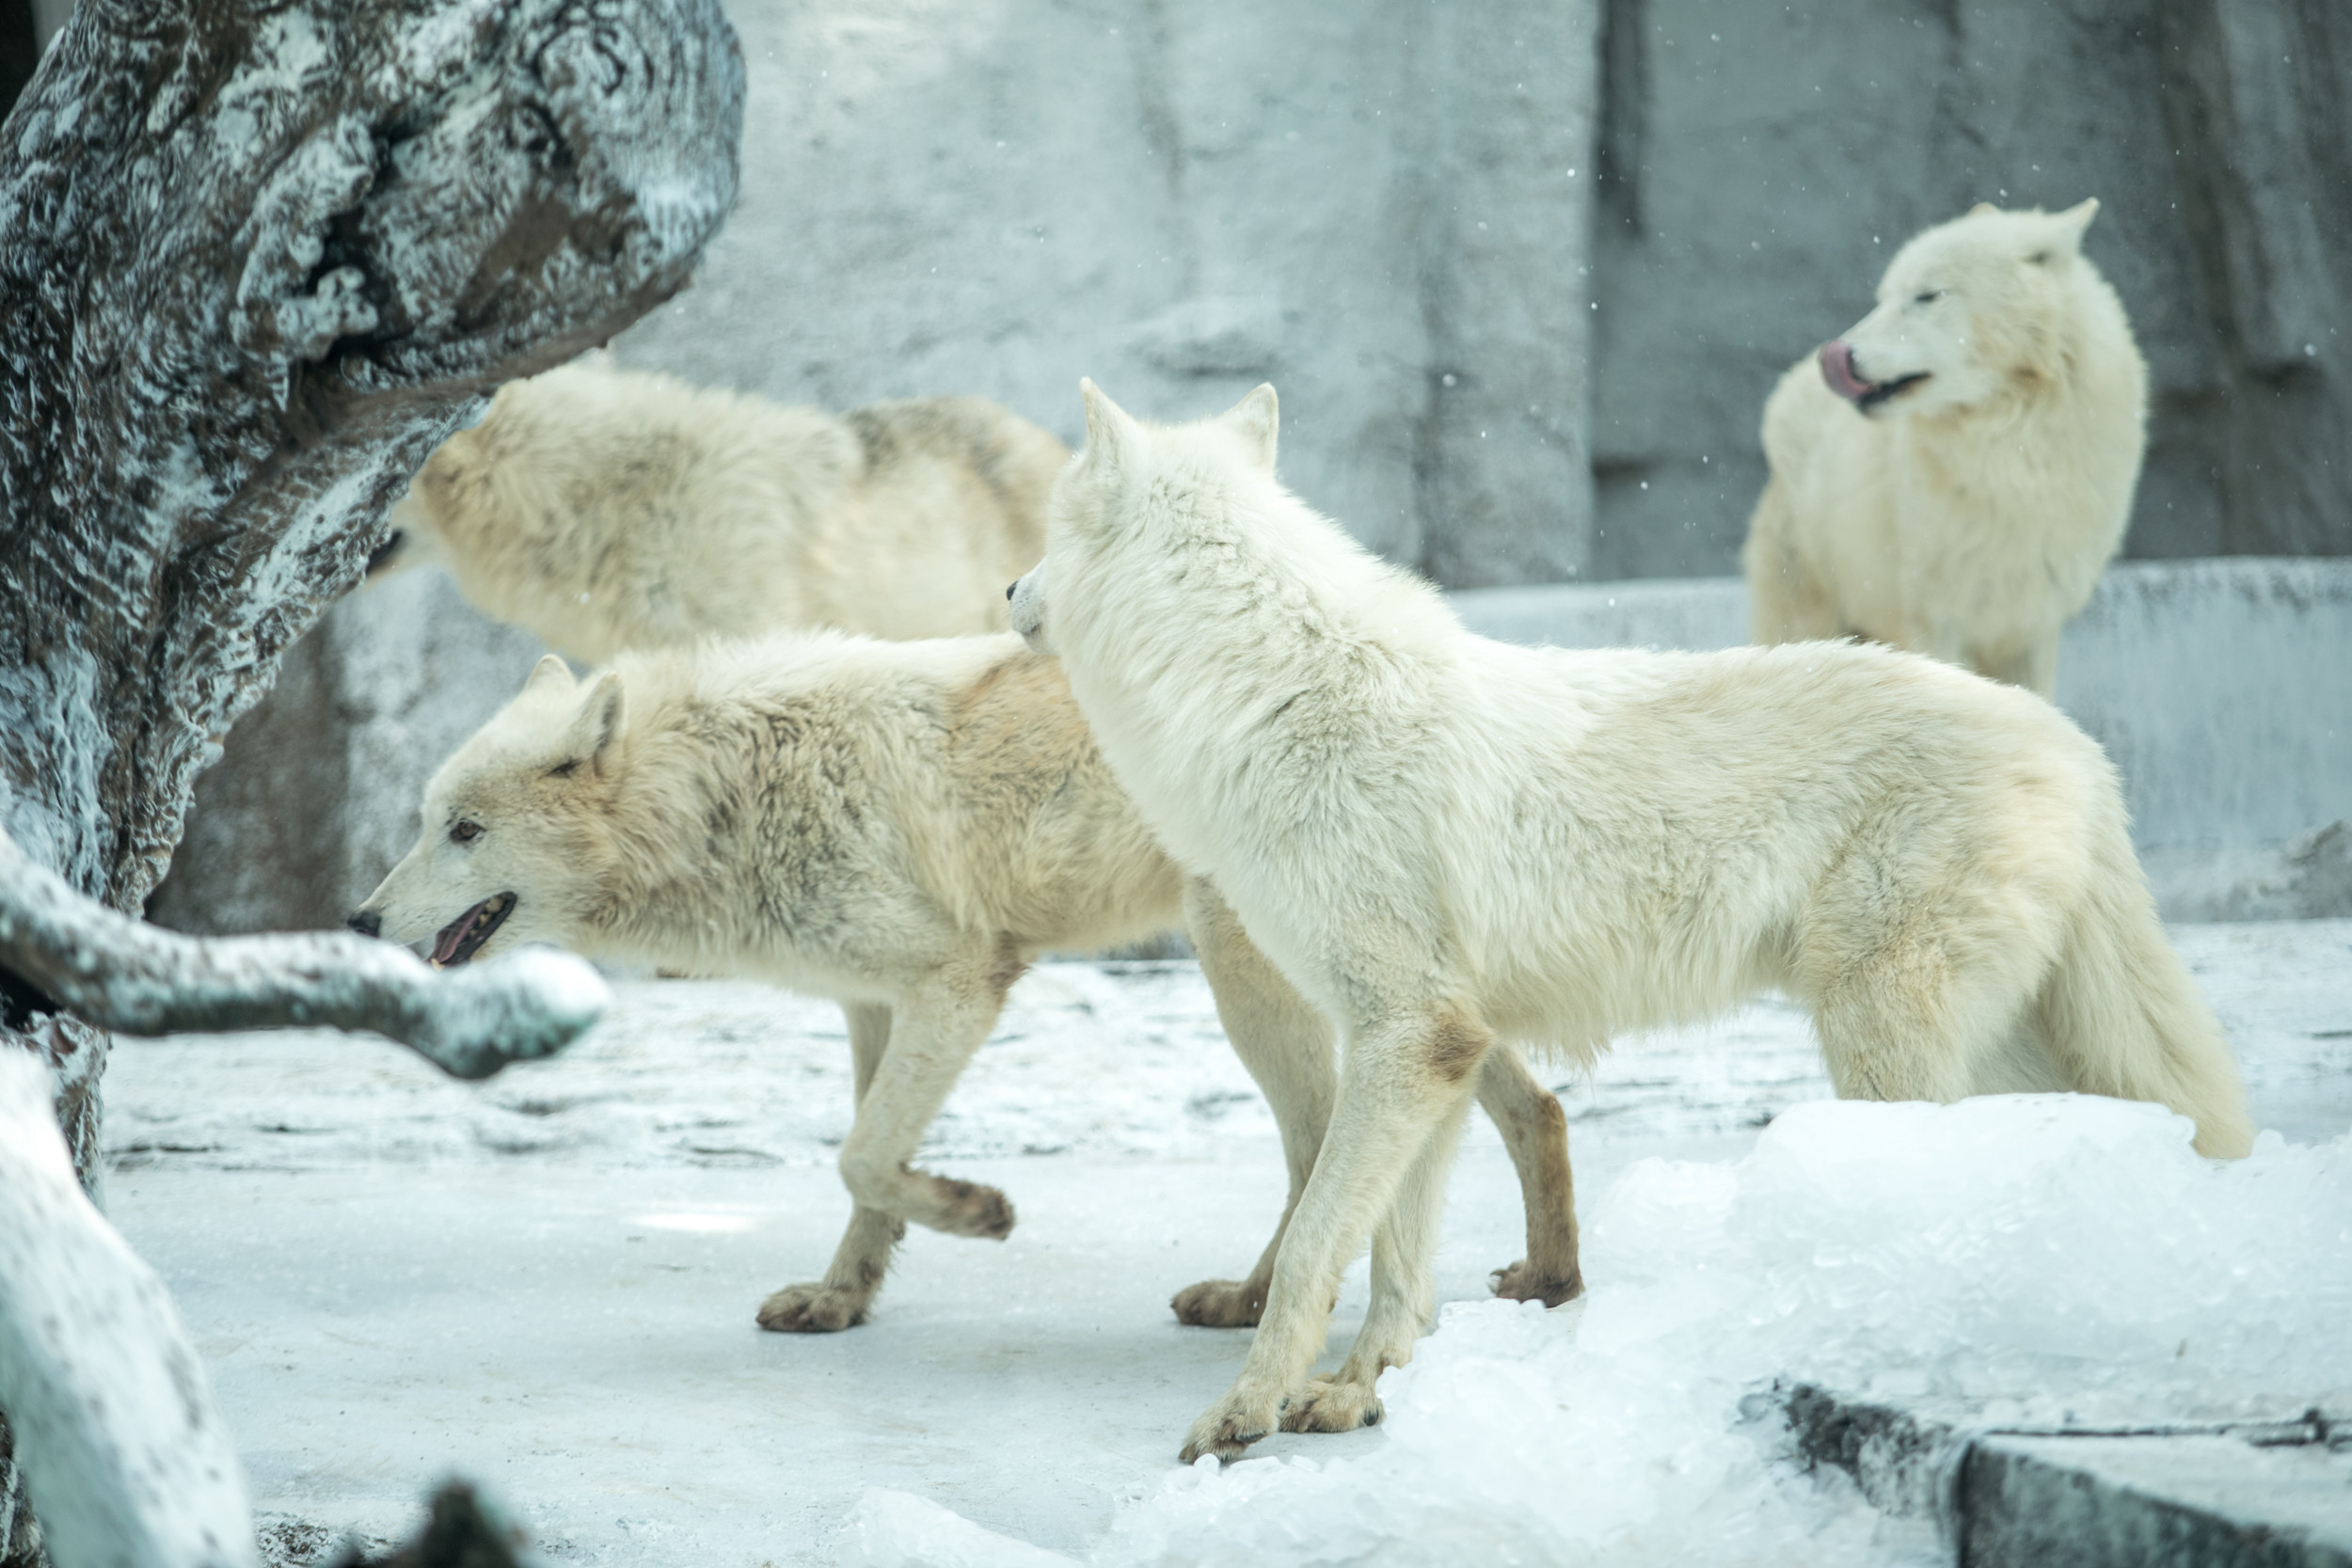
[1171,1277,1265,1327]
[1489,1258,1584,1307]
[1279,1374,1383,1434]
[1180,1386,1283,1464]
[927,1178,1015,1240]
[755,1282,868,1333]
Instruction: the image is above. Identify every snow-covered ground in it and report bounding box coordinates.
[101,922,2352,1566]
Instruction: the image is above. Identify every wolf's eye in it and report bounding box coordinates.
[1913,290,1944,306]
[450,820,483,845]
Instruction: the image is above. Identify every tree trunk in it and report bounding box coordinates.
[0,0,743,1557]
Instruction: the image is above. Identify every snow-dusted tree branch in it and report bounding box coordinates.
[0,1053,257,1568]
[0,0,741,1555]
[0,830,607,1080]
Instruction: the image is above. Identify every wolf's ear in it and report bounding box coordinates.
[1224,384,1279,470]
[1079,378,1142,475]
[524,654,576,696]
[564,672,626,773]
[2053,198,2099,248]
[2027,198,2098,266]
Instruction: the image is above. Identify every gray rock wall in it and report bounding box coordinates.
[1588,0,2352,578]
[610,0,1597,587]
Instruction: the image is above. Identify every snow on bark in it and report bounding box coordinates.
[0,829,609,1080]
[0,1053,257,1568]
[0,0,740,1555]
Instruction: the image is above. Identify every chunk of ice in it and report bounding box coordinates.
[854,1094,2352,1566]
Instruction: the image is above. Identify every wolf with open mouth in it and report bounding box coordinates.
[346,638,1584,1338]
[1741,199,2148,697]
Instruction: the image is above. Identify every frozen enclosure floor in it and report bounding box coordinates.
[100,922,2352,1565]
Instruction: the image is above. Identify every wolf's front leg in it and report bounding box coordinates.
[1174,880,1336,1328]
[1180,1005,1490,1463]
[1284,1084,1473,1434]
[761,1003,912,1333]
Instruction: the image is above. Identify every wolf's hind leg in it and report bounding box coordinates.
[836,966,1020,1240]
[1283,1085,1474,1435]
[1806,925,2035,1106]
[1478,1046,1581,1306]
[1174,880,1337,1328]
[760,1002,911,1332]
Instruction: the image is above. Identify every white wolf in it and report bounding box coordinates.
[348,636,1582,1333]
[366,360,1069,662]
[1011,380,2249,1463]
[1742,200,2148,695]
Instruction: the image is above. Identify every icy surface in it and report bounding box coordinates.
[99,922,2352,1566]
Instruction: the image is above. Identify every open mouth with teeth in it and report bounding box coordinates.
[1819,341,1929,412]
[430,893,515,968]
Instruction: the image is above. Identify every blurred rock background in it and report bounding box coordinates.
[1587,0,2352,577]
[0,0,2335,933]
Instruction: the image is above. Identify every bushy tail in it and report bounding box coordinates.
[2036,829,2255,1158]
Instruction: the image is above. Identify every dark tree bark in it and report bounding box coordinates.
[0,0,742,1558]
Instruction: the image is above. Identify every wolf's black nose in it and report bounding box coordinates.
[346,910,382,939]
[1005,580,1017,600]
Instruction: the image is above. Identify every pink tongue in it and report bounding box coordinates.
[431,911,472,966]
[1818,340,1874,404]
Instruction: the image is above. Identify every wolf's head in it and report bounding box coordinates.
[1009,379,1279,659]
[1011,380,1454,896]
[1820,198,2111,420]
[348,655,628,967]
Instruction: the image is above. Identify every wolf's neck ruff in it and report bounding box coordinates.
[1054,419,1456,926]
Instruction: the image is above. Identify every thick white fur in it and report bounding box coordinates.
[1743,200,2148,694]
[1018,380,2250,1463]
[352,635,1582,1333]
[371,360,1068,661]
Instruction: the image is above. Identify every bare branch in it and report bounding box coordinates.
[0,832,606,1081]
[0,1053,257,1568]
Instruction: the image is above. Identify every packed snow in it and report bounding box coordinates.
[99,921,2352,1566]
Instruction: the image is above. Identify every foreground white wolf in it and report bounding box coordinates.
[1011,380,2249,1462]
[348,637,1582,1332]
[1742,200,2148,695]
[367,361,1068,661]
